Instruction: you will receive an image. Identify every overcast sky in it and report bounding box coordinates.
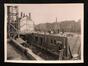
[10,4,84,25]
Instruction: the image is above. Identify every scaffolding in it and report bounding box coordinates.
[7,6,19,39]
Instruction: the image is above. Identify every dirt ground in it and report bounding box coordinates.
[7,42,28,60]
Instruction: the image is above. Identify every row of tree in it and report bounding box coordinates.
[34,20,81,34]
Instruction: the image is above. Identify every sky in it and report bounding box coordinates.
[14,4,83,25]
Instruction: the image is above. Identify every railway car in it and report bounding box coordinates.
[21,32,73,60]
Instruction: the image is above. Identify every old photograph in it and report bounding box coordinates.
[4,4,84,63]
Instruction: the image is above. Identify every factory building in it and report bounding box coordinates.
[19,13,35,34]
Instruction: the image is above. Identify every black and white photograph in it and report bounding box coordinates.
[4,4,84,63]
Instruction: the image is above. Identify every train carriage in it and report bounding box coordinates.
[23,32,72,60]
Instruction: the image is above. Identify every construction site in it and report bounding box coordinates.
[6,5,82,61]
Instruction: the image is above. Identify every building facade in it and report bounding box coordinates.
[19,13,35,34]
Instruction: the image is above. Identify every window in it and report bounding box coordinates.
[54,40,56,44]
[51,39,53,43]
[40,37,43,44]
[35,36,38,43]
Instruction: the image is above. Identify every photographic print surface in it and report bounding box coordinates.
[4,4,84,63]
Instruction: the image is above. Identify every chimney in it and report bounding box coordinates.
[56,17,57,22]
[29,13,31,20]
[23,13,25,18]
[21,12,23,18]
